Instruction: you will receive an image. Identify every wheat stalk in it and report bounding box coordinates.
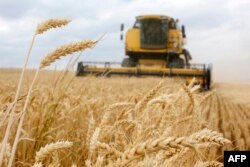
[36,18,71,35]
[39,40,97,68]
[0,143,11,166]
[0,35,37,166]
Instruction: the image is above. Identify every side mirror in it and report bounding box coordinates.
[181,25,186,38]
[120,23,124,41]
[121,23,124,31]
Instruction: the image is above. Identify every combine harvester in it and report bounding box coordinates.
[76,15,211,90]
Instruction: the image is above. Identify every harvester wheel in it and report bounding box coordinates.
[121,58,136,67]
[76,62,83,76]
[205,67,211,90]
[169,57,184,68]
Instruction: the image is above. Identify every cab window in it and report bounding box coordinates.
[169,19,176,29]
[133,20,140,28]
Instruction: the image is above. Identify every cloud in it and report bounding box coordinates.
[0,0,250,83]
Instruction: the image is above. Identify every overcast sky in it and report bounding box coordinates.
[0,0,250,83]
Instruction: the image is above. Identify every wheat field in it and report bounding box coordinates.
[0,69,249,167]
[0,18,249,167]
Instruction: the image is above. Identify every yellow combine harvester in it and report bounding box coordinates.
[76,14,211,89]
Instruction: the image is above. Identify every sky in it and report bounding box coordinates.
[0,0,250,83]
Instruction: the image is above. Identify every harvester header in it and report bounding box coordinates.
[76,14,211,89]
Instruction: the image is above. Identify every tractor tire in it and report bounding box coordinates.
[76,62,84,76]
[121,58,136,67]
[169,57,184,68]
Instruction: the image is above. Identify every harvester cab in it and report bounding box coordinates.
[121,15,191,68]
[76,15,211,90]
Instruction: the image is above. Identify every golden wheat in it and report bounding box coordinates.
[0,69,249,166]
[135,80,163,113]
[35,141,73,162]
[36,18,71,35]
[39,40,97,68]
[0,142,11,166]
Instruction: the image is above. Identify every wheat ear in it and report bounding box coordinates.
[115,136,196,166]
[135,80,163,113]
[114,129,230,166]
[39,40,97,68]
[35,141,73,162]
[190,128,231,146]
[36,18,71,35]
